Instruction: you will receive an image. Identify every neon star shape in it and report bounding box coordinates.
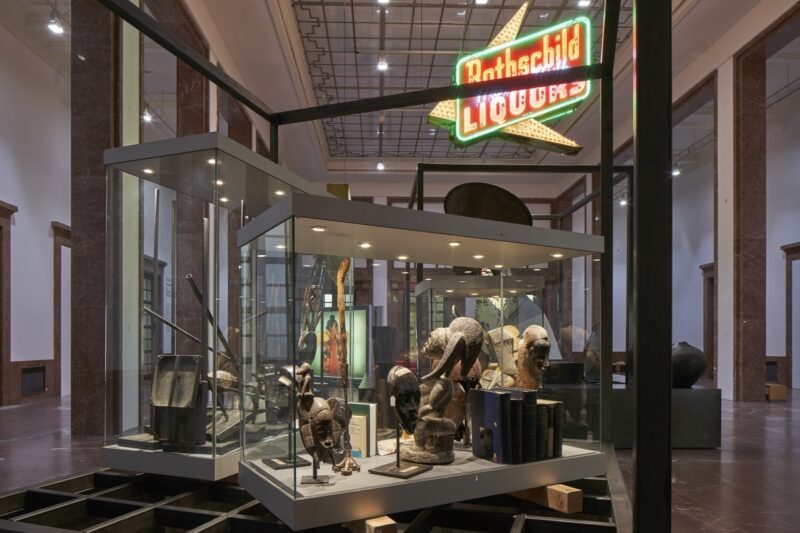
[428,1,583,155]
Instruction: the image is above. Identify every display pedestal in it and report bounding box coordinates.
[263,456,312,471]
[103,444,240,481]
[240,445,604,531]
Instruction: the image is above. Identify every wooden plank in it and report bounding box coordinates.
[511,484,583,514]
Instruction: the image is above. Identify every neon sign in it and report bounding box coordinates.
[428,2,589,154]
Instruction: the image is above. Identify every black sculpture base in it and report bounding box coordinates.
[369,461,432,479]
[301,475,330,485]
[263,456,312,470]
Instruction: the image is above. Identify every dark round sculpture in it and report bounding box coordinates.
[671,341,707,388]
[444,183,533,226]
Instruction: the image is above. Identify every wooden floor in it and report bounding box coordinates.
[617,389,800,532]
[0,395,102,493]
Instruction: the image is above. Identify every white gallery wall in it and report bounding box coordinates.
[671,144,714,347]
[0,23,70,363]
[765,87,800,366]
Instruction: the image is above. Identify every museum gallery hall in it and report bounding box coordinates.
[0,0,798,532]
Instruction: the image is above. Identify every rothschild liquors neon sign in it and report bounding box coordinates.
[428,2,589,154]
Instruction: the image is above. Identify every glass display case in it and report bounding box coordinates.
[237,193,607,530]
[102,133,328,480]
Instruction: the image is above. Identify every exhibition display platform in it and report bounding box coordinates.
[240,445,605,530]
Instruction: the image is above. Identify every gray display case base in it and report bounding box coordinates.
[103,444,240,481]
[612,387,721,448]
[239,445,604,531]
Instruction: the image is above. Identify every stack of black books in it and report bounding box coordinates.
[470,388,565,464]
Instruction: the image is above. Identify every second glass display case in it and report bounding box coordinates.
[237,193,606,530]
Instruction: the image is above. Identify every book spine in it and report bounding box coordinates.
[510,399,523,464]
[553,402,565,457]
[536,404,548,460]
[500,394,512,464]
[523,396,536,462]
[546,403,554,458]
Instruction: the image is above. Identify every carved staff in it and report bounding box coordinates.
[333,257,360,474]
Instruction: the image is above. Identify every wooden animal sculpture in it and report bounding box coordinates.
[401,345,459,465]
[517,324,551,390]
[421,317,484,439]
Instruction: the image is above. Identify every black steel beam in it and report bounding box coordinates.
[600,0,621,446]
[95,0,276,123]
[269,122,279,164]
[632,0,672,531]
[271,64,603,124]
[417,163,633,174]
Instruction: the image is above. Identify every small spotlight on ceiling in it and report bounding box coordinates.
[459,280,467,284]
[219,196,229,203]
[534,268,542,272]
[48,15,64,35]
[377,55,388,71]
[509,290,518,294]
[448,241,461,247]
[578,0,591,7]
[207,158,216,165]
[397,255,409,261]
[142,110,153,123]
[672,168,681,176]
[473,254,484,260]
[425,277,432,281]
[257,253,267,258]
[445,289,454,293]
[311,226,328,233]
[143,168,154,174]
[215,180,224,186]
[359,242,372,249]
[373,262,382,267]
[376,162,385,171]
[593,258,601,262]
[457,10,466,16]
[539,12,549,19]
[470,292,479,296]
[493,264,503,269]
[620,199,628,206]
[464,270,472,274]
[551,253,564,259]
[275,190,286,196]
[475,0,489,5]
[276,244,286,250]
[378,0,389,4]
[401,271,409,275]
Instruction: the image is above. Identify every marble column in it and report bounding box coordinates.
[70,0,116,435]
[732,45,767,402]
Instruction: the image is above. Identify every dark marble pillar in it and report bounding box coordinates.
[733,46,767,402]
[70,0,116,435]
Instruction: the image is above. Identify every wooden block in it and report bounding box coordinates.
[366,516,397,533]
[512,484,583,514]
[766,383,786,401]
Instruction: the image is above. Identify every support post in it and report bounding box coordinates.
[270,122,280,164]
[632,1,672,531]
[600,0,621,444]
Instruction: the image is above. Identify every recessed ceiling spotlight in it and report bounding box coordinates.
[303,264,312,268]
[429,129,436,135]
[509,290,518,294]
[311,226,328,233]
[257,253,267,258]
[373,262,382,267]
[445,289,454,293]
[377,55,388,71]
[215,180,224,186]
[397,255,409,261]
[470,292,479,296]
[76,53,86,61]
[142,110,153,123]
[516,279,522,282]
[457,10,466,16]
[619,199,628,206]
[534,268,542,272]
[551,253,563,258]
[459,280,466,283]
[473,254,484,260]
[143,168,154,174]
[275,190,286,196]
[219,196,229,203]
[207,158,216,165]
[539,12,549,19]
[48,14,64,35]
[425,277,432,281]
[359,242,372,249]
[376,162,385,171]
[476,0,489,4]
[401,271,409,275]
[378,0,389,4]
[464,270,472,274]
[672,168,681,176]
[493,264,503,269]
[593,258,601,262]
[276,244,286,250]
[578,0,591,7]
[448,241,461,247]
